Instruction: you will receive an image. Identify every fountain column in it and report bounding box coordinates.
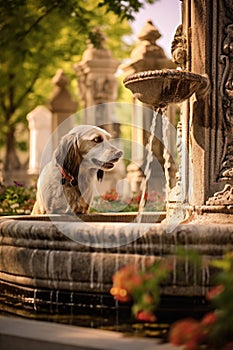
[174,0,233,222]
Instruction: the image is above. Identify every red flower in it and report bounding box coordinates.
[136,310,157,322]
[169,318,205,350]
[206,285,224,301]
[101,189,118,201]
[133,194,141,204]
[201,312,218,326]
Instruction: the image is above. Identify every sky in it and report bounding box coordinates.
[130,0,182,58]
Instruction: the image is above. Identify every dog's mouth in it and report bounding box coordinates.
[92,157,119,170]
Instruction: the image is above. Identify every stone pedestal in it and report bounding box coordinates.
[47,69,77,149]
[27,106,52,175]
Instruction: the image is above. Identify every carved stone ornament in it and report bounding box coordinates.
[219,23,233,180]
[171,24,187,70]
[207,19,233,206]
[206,184,233,205]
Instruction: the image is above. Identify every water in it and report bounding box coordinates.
[136,107,189,231]
[136,108,160,223]
[136,107,169,223]
[161,107,171,201]
[0,285,209,338]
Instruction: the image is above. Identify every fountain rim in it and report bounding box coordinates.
[123,69,206,85]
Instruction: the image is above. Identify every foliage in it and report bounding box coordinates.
[1,0,158,169]
[98,0,156,20]
[169,253,233,349]
[110,251,233,350]
[0,181,36,215]
[0,183,164,215]
[90,188,165,212]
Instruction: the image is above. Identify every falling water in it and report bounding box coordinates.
[136,108,159,223]
[161,107,171,201]
[90,252,97,289]
[136,107,169,222]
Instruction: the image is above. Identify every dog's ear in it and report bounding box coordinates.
[54,134,82,176]
[97,169,104,182]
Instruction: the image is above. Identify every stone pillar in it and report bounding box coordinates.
[74,30,120,130]
[47,69,77,148]
[173,0,233,222]
[121,20,177,194]
[74,30,125,195]
[27,106,52,175]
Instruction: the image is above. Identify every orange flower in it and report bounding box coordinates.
[110,287,131,302]
[111,264,143,302]
[136,310,157,322]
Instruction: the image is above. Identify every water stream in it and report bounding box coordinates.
[136,107,169,223]
[136,108,159,223]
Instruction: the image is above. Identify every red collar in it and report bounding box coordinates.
[56,164,77,186]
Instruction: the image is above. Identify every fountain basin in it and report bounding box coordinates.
[1,216,232,298]
[123,69,209,107]
[1,215,233,330]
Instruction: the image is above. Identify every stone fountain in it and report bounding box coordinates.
[1,0,233,328]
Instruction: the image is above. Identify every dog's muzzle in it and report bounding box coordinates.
[92,150,123,170]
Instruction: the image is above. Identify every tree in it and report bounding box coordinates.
[0,0,156,171]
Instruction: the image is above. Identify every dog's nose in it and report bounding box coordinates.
[116,150,123,159]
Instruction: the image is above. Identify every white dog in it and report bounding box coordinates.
[32,125,123,215]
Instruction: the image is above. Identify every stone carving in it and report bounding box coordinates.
[224,0,233,19]
[207,19,233,206]
[47,69,77,150]
[121,20,175,74]
[219,23,233,180]
[171,24,187,70]
[74,31,119,108]
[206,184,233,206]
[48,69,77,113]
[170,120,183,201]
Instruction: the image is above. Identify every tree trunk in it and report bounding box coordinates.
[4,126,21,171]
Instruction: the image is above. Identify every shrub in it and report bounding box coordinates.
[91,189,165,212]
[0,181,36,215]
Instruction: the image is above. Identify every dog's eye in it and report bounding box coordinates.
[93,136,103,143]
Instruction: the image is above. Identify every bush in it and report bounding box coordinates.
[91,189,165,213]
[110,252,233,350]
[0,181,36,215]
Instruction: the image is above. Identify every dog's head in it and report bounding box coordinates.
[54,125,123,182]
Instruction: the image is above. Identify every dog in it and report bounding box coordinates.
[31,125,123,215]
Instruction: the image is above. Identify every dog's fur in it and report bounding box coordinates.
[32,125,123,215]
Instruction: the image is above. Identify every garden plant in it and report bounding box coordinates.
[110,251,233,350]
